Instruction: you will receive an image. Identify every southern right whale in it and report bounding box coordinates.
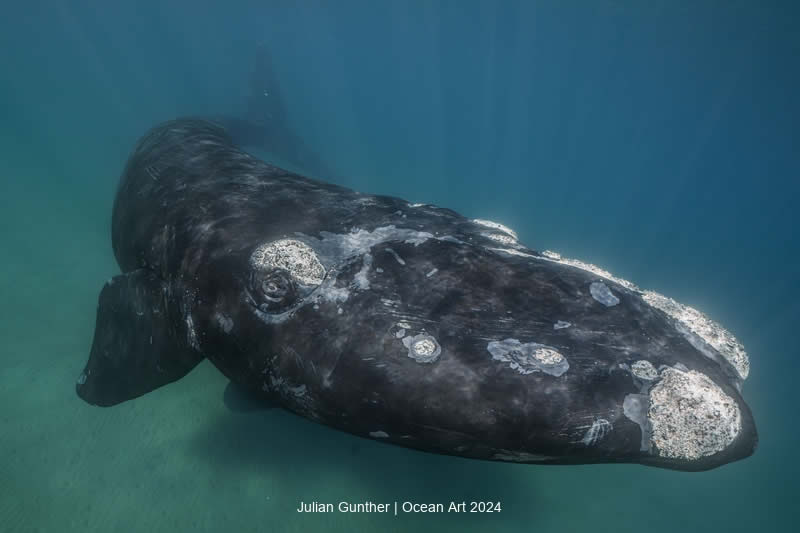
[75,116,757,471]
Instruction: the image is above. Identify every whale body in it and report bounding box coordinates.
[77,118,757,471]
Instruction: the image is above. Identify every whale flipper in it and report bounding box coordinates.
[76,269,203,406]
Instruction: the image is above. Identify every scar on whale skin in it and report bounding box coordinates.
[472,219,518,240]
[590,281,619,307]
[482,232,518,245]
[581,419,612,446]
[623,393,651,451]
[384,247,406,266]
[487,339,569,377]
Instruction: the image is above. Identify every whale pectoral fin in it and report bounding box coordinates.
[76,269,204,406]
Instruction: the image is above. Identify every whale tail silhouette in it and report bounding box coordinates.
[247,43,289,129]
[221,43,336,180]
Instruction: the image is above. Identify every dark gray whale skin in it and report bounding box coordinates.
[77,118,757,472]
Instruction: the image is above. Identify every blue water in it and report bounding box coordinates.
[1,1,797,532]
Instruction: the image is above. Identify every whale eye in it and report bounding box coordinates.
[249,269,298,312]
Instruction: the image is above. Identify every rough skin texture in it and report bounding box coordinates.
[649,368,741,460]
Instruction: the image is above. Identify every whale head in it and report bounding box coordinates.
[207,217,757,471]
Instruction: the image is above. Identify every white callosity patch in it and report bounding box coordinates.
[473,219,525,251]
[402,334,442,363]
[369,431,389,438]
[472,219,518,240]
[482,232,517,245]
[533,347,563,365]
[581,419,613,446]
[540,251,639,291]
[648,368,741,460]
[489,247,537,259]
[631,360,659,381]
[487,339,569,377]
[251,239,326,285]
[414,338,436,356]
[538,250,749,381]
[554,320,571,330]
[642,291,749,380]
[590,281,620,307]
[252,226,439,323]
